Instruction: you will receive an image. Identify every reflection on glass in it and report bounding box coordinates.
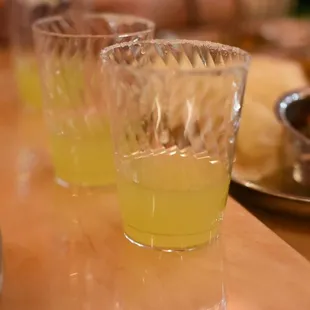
[10,0,72,110]
[32,14,155,188]
[102,39,250,251]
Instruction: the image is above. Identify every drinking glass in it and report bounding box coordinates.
[32,14,155,187]
[9,0,73,110]
[101,39,250,251]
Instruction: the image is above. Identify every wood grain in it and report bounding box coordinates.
[0,50,310,309]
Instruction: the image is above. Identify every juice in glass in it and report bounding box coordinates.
[50,118,115,187]
[14,53,42,110]
[118,152,230,250]
[101,39,249,251]
[45,59,116,187]
[32,14,155,188]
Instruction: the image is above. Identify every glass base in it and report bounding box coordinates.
[55,177,72,188]
[124,230,219,252]
[211,299,227,310]
[55,177,115,190]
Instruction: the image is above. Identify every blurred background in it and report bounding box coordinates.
[1,0,310,76]
[0,0,309,43]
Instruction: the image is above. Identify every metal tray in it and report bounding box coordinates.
[231,166,310,217]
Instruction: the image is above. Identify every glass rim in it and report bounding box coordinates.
[32,13,155,39]
[100,39,251,75]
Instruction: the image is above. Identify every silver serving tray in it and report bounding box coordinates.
[231,166,310,217]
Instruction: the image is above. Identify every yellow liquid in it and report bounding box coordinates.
[51,119,116,187]
[118,153,230,250]
[14,54,42,110]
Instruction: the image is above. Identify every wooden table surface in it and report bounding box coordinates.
[1,50,310,310]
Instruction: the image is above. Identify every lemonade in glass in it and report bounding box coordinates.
[13,52,42,110]
[50,114,115,187]
[118,153,230,249]
[102,39,250,250]
[33,14,155,187]
[10,0,72,110]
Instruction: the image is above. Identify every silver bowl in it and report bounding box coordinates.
[275,88,310,188]
[231,88,310,218]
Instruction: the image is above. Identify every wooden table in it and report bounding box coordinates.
[1,50,310,310]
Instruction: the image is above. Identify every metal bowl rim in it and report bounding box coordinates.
[232,174,310,204]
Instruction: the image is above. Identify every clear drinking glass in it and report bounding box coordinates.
[101,39,250,251]
[32,14,155,187]
[9,0,73,110]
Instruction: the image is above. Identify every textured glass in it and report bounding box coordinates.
[33,14,155,187]
[102,40,250,251]
[9,0,73,110]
